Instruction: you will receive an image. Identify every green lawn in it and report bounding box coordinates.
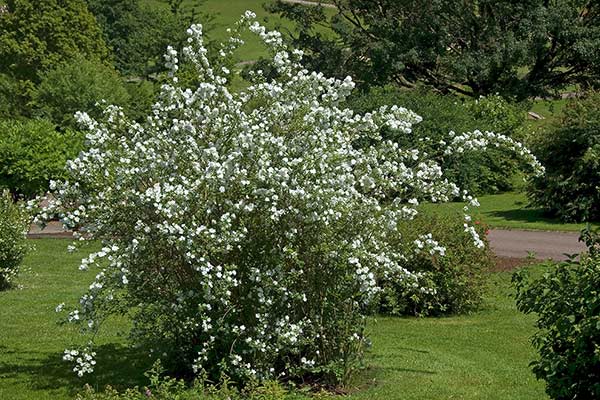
[0,240,140,400]
[348,269,547,400]
[422,191,598,232]
[143,0,336,62]
[0,239,548,399]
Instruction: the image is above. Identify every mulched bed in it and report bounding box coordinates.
[491,256,541,272]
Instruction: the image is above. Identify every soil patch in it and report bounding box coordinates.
[491,256,541,272]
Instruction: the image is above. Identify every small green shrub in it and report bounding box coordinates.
[378,213,493,316]
[0,119,84,197]
[75,361,292,400]
[527,91,600,222]
[32,56,130,129]
[514,227,600,399]
[0,190,29,289]
[346,86,529,195]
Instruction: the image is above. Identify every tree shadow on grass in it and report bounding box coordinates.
[0,343,153,396]
[486,208,567,226]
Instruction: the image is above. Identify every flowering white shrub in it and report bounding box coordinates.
[38,12,543,384]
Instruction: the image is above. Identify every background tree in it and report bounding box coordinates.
[85,0,211,77]
[31,56,131,129]
[267,0,600,99]
[528,91,600,222]
[0,0,110,117]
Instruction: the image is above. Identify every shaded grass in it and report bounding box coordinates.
[0,239,548,399]
[526,98,567,131]
[422,192,599,232]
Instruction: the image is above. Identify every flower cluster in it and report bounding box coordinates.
[444,130,544,176]
[63,348,97,377]
[41,12,542,384]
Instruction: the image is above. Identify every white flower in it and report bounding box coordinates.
[43,11,541,382]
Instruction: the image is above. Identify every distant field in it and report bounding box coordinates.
[143,0,336,62]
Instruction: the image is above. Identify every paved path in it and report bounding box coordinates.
[28,221,73,238]
[29,222,586,261]
[487,229,586,261]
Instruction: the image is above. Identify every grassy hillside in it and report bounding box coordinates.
[143,0,336,62]
[421,192,599,232]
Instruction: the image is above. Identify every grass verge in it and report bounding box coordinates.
[422,192,599,232]
[0,239,548,399]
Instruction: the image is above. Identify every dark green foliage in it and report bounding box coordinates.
[379,213,492,316]
[0,0,109,85]
[85,0,208,77]
[32,56,130,129]
[514,227,600,399]
[0,73,32,118]
[0,190,29,290]
[346,86,528,194]
[528,92,600,222]
[124,79,157,122]
[0,119,83,197]
[0,0,110,120]
[267,0,600,99]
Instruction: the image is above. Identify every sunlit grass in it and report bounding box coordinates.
[0,239,548,399]
[142,0,337,62]
[422,192,599,232]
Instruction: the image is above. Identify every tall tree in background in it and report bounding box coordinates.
[0,0,110,115]
[85,0,209,77]
[267,0,600,99]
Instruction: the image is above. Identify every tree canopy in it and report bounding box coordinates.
[0,0,110,84]
[0,0,110,116]
[85,0,207,77]
[268,0,600,99]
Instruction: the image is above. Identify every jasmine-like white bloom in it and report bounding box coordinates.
[39,12,542,381]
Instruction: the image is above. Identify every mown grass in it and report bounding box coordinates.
[422,191,599,232]
[0,239,143,400]
[348,268,548,400]
[142,0,336,62]
[0,239,548,399]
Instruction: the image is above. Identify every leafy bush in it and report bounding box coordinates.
[0,73,33,119]
[0,190,29,289]
[124,79,156,122]
[379,213,492,316]
[32,56,130,129]
[514,227,600,399]
[0,119,84,197]
[41,15,541,386]
[346,86,529,195]
[527,92,600,222]
[76,361,291,400]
